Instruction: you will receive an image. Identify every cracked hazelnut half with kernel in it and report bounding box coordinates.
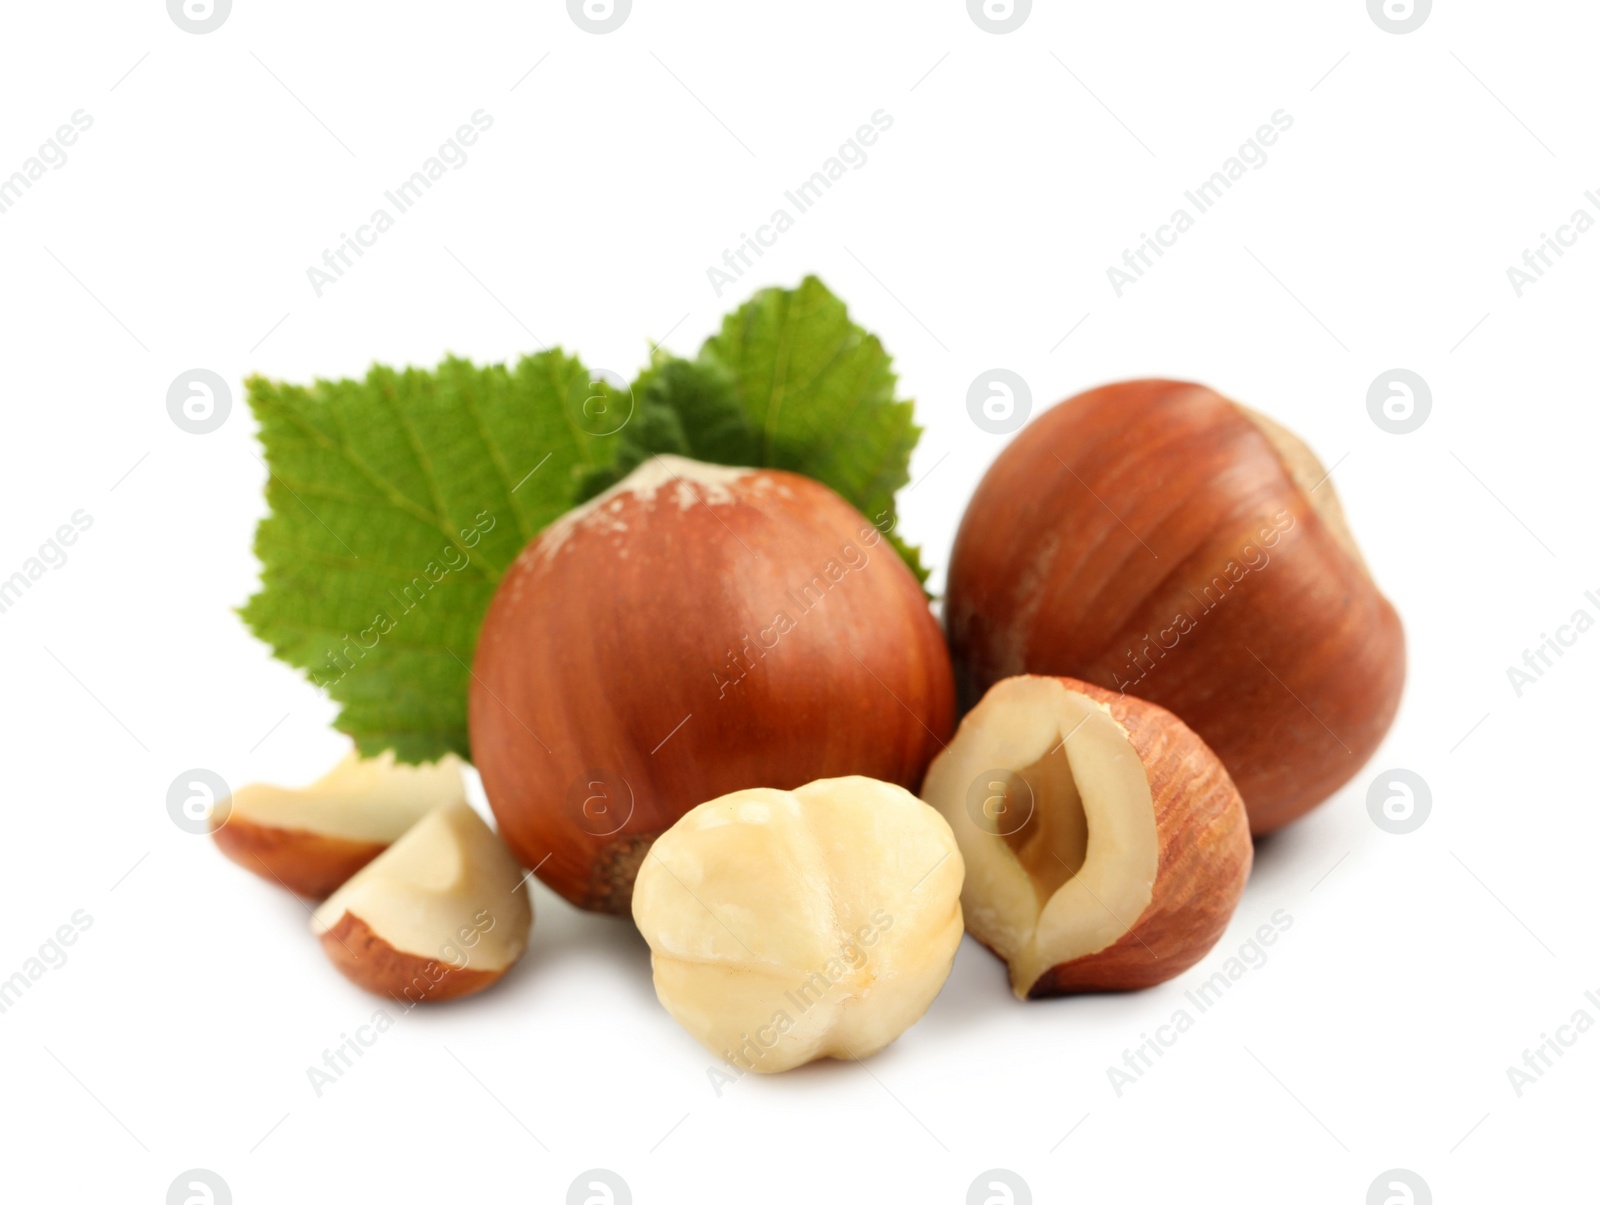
[631,776,964,1073]
[921,675,1250,998]
[311,801,531,1003]
[213,749,467,897]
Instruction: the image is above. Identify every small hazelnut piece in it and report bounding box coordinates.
[213,749,467,897]
[631,777,964,1073]
[921,675,1251,998]
[945,379,1405,834]
[311,801,531,1003]
[471,455,954,914]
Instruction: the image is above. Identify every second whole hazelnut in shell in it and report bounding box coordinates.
[946,379,1405,834]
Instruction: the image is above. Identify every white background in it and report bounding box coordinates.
[1,1,1594,1201]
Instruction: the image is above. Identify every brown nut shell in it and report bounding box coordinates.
[470,456,954,912]
[213,819,387,899]
[317,912,507,1004]
[945,379,1404,834]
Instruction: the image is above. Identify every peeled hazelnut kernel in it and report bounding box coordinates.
[631,777,964,1073]
[213,749,467,897]
[471,455,954,914]
[921,675,1251,999]
[945,379,1405,835]
[311,801,531,1003]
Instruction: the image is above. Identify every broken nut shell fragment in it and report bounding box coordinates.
[213,749,467,898]
[311,801,531,1003]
